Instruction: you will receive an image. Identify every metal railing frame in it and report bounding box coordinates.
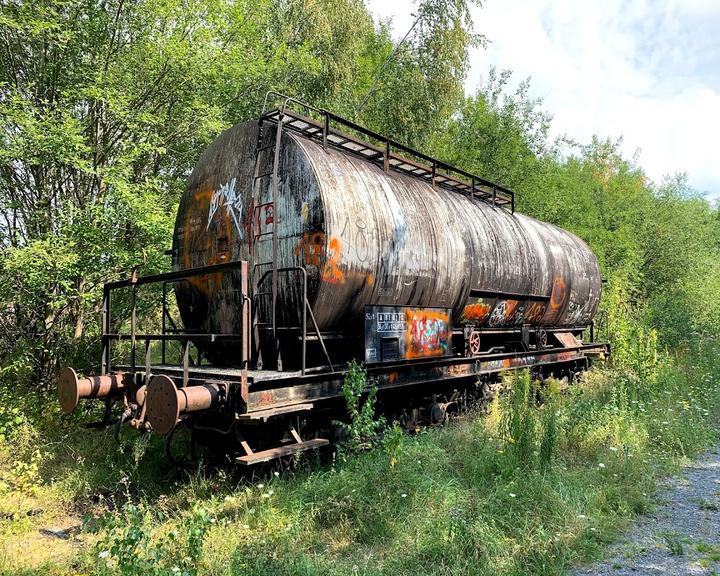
[101,261,251,385]
[261,91,515,212]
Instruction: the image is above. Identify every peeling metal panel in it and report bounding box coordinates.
[173,121,602,364]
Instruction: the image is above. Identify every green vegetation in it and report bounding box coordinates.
[659,531,686,557]
[334,361,386,455]
[1,0,720,574]
[2,339,720,574]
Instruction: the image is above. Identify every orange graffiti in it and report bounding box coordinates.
[258,391,275,406]
[321,236,345,284]
[405,309,450,359]
[293,232,326,267]
[549,277,569,311]
[448,364,471,376]
[462,301,492,322]
[182,186,231,296]
[524,301,547,324]
[504,300,520,321]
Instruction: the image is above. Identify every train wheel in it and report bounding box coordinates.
[467,330,481,356]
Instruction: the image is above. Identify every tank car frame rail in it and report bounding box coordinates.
[59,258,608,466]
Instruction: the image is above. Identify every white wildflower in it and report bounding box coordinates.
[509,493,516,498]
[609,446,618,452]
[401,493,407,498]
[598,463,605,469]
[98,550,110,559]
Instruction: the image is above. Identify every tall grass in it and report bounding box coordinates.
[2,341,720,575]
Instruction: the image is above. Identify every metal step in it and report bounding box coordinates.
[237,403,314,423]
[236,438,329,465]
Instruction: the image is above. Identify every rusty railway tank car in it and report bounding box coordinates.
[58,94,608,465]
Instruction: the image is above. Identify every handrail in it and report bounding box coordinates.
[254,266,334,374]
[101,260,249,376]
[259,91,515,212]
[105,260,247,290]
[263,91,323,118]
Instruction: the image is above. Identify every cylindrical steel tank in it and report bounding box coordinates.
[172,121,601,362]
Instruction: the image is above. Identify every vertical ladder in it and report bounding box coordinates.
[250,113,285,370]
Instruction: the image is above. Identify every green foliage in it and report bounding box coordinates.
[92,501,214,576]
[382,421,406,468]
[538,380,561,472]
[500,370,537,469]
[334,360,386,454]
[659,531,686,556]
[498,371,560,472]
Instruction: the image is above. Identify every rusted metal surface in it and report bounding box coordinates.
[173,120,601,365]
[58,367,126,414]
[134,341,605,415]
[54,95,610,468]
[236,438,329,466]
[145,375,223,435]
[236,402,313,422]
[240,345,601,413]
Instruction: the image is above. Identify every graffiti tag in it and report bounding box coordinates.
[207,178,242,232]
[406,309,450,359]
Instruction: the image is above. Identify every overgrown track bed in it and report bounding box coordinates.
[571,447,720,576]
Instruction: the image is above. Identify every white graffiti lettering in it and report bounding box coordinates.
[207,178,242,232]
[489,301,506,327]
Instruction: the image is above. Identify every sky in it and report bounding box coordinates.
[365,0,720,197]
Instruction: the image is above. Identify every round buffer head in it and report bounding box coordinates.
[146,374,180,436]
[58,367,80,414]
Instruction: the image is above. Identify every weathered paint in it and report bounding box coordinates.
[173,121,602,364]
[244,348,591,412]
[364,305,452,363]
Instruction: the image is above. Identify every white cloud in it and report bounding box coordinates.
[366,0,720,196]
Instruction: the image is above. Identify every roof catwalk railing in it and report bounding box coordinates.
[260,91,515,213]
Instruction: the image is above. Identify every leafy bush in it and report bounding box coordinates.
[92,501,214,576]
[334,361,386,454]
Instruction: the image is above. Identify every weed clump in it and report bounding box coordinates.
[499,370,560,473]
[333,360,387,455]
[91,500,213,576]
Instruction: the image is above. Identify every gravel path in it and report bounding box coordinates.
[571,448,720,575]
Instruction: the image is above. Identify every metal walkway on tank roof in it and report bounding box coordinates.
[259,92,515,213]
